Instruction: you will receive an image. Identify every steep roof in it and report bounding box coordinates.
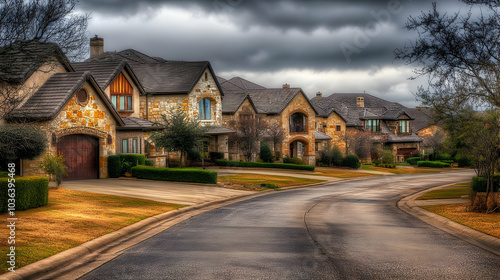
[72,61,146,95]
[405,108,435,132]
[222,92,256,114]
[0,40,73,84]
[7,71,123,125]
[87,50,222,95]
[237,88,316,115]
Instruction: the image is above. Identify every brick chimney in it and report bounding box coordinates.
[90,35,104,58]
[316,92,322,98]
[356,97,365,108]
[283,84,290,89]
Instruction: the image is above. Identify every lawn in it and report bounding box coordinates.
[0,188,184,272]
[422,203,500,238]
[361,165,442,174]
[313,168,378,179]
[418,182,471,200]
[218,174,325,191]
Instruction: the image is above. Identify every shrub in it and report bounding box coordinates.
[0,172,9,178]
[120,154,146,168]
[378,163,396,168]
[107,155,122,178]
[456,156,472,167]
[471,176,500,193]
[145,159,155,166]
[260,143,274,163]
[0,125,47,166]
[417,161,451,168]
[131,165,217,184]
[405,157,421,165]
[216,160,315,171]
[291,157,304,165]
[38,153,68,186]
[342,155,360,169]
[187,149,202,162]
[380,148,394,164]
[0,176,49,212]
[436,153,452,160]
[283,155,292,164]
[274,151,281,160]
[319,145,343,166]
[372,158,380,166]
[439,160,454,164]
[209,151,225,161]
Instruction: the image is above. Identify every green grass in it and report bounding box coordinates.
[418,183,471,200]
[218,174,324,191]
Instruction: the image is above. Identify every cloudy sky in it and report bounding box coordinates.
[77,0,474,107]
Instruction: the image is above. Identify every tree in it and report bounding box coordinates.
[395,2,500,211]
[228,108,268,162]
[39,153,67,186]
[341,129,372,159]
[149,110,209,166]
[0,124,47,170]
[266,121,285,153]
[259,143,273,163]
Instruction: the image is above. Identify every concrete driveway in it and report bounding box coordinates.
[60,179,249,205]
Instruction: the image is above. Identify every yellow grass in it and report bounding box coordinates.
[361,165,442,174]
[422,203,500,238]
[218,174,324,191]
[313,168,378,178]
[0,188,184,272]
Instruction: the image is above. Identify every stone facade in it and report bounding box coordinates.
[315,112,347,152]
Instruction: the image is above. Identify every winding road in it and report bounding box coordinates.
[81,170,500,279]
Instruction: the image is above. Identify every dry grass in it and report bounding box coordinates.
[218,174,324,191]
[418,188,471,200]
[422,203,500,238]
[0,188,184,272]
[361,165,442,174]
[313,168,378,178]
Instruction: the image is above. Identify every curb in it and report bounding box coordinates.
[397,183,500,256]
[0,179,342,280]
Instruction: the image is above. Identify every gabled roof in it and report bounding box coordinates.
[7,71,123,125]
[405,108,435,132]
[222,92,257,114]
[72,61,146,95]
[0,40,73,84]
[87,50,223,95]
[234,88,317,115]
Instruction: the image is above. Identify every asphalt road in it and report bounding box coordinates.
[81,170,500,279]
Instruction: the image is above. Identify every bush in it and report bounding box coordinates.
[290,157,304,165]
[187,149,202,162]
[471,176,500,193]
[405,157,421,165]
[417,161,451,168]
[0,176,49,212]
[131,165,217,184]
[439,160,454,164]
[38,153,68,186]
[216,160,315,171]
[456,156,472,167]
[283,155,292,164]
[107,155,122,178]
[380,148,394,164]
[436,153,452,160]
[342,155,360,169]
[209,151,225,161]
[145,159,155,166]
[260,143,274,163]
[372,158,380,166]
[378,163,396,168]
[0,172,9,178]
[319,145,343,166]
[0,125,47,166]
[120,154,146,168]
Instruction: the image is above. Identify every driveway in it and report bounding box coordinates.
[80,170,500,279]
[60,179,249,205]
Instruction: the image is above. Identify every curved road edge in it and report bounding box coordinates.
[397,184,500,256]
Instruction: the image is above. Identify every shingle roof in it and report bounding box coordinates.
[206,126,236,135]
[0,40,73,84]
[222,92,253,114]
[7,71,123,125]
[251,88,313,114]
[118,117,157,131]
[405,108,435,132]
[87,50,222,95]
[315,130,332,141]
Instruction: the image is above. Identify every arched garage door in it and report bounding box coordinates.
[57,134,99,180]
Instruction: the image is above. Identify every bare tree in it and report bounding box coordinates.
[266,121,285,153]
[228,108,268,162]
[341,129,372,158]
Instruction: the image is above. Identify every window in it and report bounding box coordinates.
[290,113,307,133]
[132,139,138,153]
[365,119,380,132]
[77,89,88,104]
[336,125,341,132]
[399,120,410,134]
[110,73,133,111]
[199,99,211,120]
[122,139,129,153]
[315,142,319,152]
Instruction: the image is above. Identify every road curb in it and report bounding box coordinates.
[397,183,500,256]
[0,178,344,280]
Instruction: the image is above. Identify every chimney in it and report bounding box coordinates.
[356,97,365,108]
[283,83,290,89]
[90,35,104,58]
[316,92,322,99]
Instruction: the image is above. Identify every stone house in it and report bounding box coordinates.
[311,93,423,163]
[219,77,318,165]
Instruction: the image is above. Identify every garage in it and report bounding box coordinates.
[57,134,99,180]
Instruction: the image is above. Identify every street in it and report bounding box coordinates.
[81,170,500,279]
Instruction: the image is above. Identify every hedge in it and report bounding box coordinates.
[0,171,9,178]
[120,154,146,167]
[405,157,421,165]
[471,176,500,193]
[131,165,217,184]
[107,154,147,178]
[417,161,451,168]
[456,156,472,167]
[209,151,224,161]
[216,160,315,171]
[0,176,49,212]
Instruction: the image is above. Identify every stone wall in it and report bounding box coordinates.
[316,112,347,153]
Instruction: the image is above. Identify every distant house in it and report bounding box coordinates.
[220,77,318,165]
[312,93,424,162]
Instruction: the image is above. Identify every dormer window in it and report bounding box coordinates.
[399,120,410,133]
[110,73,133,111]
[365,119,380,132]
[199,98,211,120]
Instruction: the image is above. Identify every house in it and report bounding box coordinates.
[311,93,424,162]
[220,77,318,165]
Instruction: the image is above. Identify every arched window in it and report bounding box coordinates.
[199,98,211,120]
[290,112,307,133]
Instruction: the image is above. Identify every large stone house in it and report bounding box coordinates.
[219,77,319,165]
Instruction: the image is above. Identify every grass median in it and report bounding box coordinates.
[312,168,378,179]
[0,188,185,272]
[218,174,325,191]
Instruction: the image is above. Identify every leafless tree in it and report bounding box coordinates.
[228,108,268,162]
[266,121,285,153]
[341,129,372,158]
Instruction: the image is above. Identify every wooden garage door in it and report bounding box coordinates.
[57,134,99,180]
